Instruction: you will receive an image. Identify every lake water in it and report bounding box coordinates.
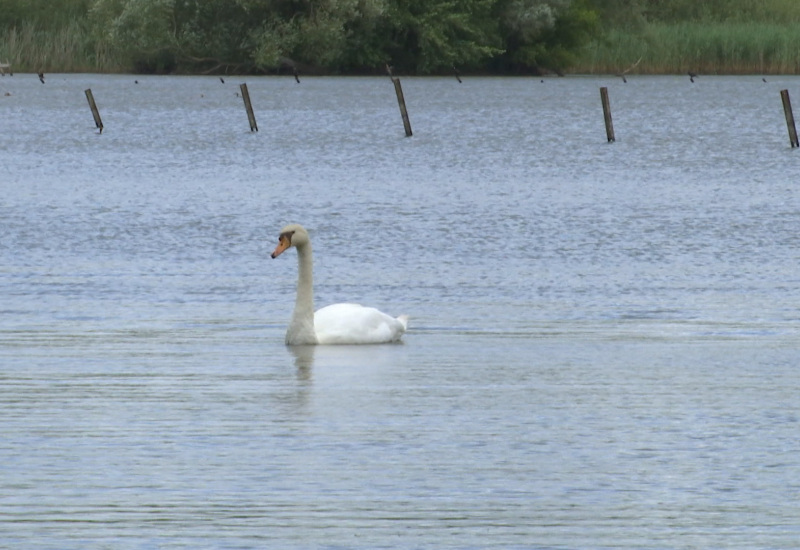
[2,73,800,548]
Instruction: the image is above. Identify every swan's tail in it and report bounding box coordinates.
[396,315,409,331]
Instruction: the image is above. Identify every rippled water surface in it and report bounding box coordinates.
[2,74,800,548]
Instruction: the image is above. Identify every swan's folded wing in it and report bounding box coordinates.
[314,303,407,345]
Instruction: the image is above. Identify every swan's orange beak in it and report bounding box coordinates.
[271,234,291,258]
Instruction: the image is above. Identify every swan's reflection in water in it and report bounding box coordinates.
[289,343,407,384]
[289,345,315,381]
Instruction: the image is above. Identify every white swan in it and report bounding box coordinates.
[271,224,409,345]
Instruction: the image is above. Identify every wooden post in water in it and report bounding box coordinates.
[600,87,615,143]
[780,89,799,148]
[240,83,258,132]
[392,78,413,137]
[84,89,103,133]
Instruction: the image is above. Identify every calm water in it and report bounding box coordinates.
[2,74,800,548]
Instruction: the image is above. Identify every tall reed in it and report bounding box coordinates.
[0,20,125,72]
[577,22,800,74]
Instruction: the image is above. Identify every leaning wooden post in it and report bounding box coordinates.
[239,83,258,132]
[84,89,103,134]
[392,78,413,137]
[780,89,799,148]
[600,87,615,143]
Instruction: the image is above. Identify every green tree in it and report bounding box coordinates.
[169,0,268,71]
[249,0,381,70]
[0,0,90,29]
[82,0,603,74]
[495,0,599,73]
[89,0,178,72]
[372,0,502,73]
[89,0,275,72]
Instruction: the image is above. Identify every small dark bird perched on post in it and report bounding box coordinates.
[385,63,394,79]
[688,71,697,83]
[38,72,45,84]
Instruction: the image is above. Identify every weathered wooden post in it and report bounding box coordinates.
[84,89,103,133]
[392,78,413,137]
[780,89,799,148]
[240,83,258,132]
[600,87,615,143]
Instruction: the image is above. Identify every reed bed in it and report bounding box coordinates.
[0,21,123,73]
[577,22,800,75]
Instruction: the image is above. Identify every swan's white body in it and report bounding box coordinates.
[272,224,408,345]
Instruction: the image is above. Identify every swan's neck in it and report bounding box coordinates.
[287,242,318,345]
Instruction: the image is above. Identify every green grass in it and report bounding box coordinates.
[576,22,800,74]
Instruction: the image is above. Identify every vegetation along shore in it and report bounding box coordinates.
[2,0,800,76]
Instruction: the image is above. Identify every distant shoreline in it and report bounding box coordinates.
[3,21,800,77]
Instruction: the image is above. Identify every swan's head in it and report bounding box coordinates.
[271,224,309,258]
